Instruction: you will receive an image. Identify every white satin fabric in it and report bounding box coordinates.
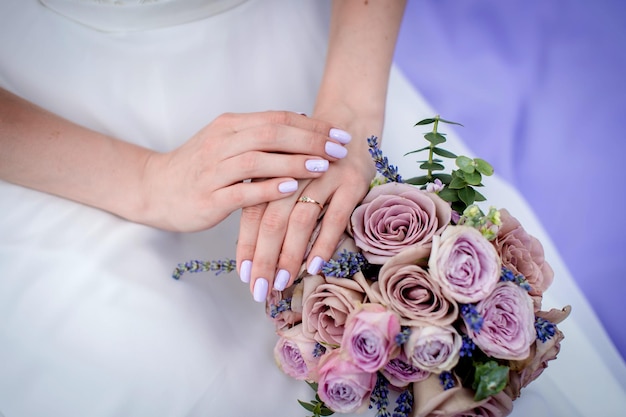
[0,1,625,416]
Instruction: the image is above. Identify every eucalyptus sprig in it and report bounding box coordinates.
[404,115,494,213]
[299,382,335,417]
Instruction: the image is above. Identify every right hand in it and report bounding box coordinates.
[139,111,349,232]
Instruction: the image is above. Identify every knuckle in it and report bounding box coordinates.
[238,151,261,174]
[260,209,288,234]
[267,110,291,126]
[241,203,266,222]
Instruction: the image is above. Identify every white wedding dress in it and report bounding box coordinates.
[0,1,624,416]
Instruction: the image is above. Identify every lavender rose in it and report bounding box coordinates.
[375,245,458,326]
[494,209,554,297]
[404,325,462,373]
[350,182,451,264]
[341,303,401,373]
[301,275,366,346]
[412,373,513,417]
[429,225,500,304]
[380,349,430,388]
[317,349,377,414]
[466,282,536,361]
[273,324,321,381]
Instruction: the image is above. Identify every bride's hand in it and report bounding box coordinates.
[140,111,351,232]
[236,114,377,302]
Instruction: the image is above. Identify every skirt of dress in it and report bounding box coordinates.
[0,1,624,416]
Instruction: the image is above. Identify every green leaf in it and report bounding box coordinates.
[420,161,445,171]
[438,118,464,126]
[448,175,467,189]
[474,189,487,201]
[298,400,317,413]
[404,175,430,185]
[320,408,335,416]
[306,381,319,391]
[474,158,494,176]
[472,361,509,402]
[456,156,475,173]
[414,118,437,126]
[431,173,453,184]
[403,146,431,156]
[432,147,457,158]
[438,187,459,202]
[458,186,476,206]
[464,170,482,185]
[424,132,447,146]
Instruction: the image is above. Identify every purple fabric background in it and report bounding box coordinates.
[394,0,626,359]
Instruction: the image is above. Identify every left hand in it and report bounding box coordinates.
[236,117,377,302]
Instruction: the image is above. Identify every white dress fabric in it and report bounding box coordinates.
[0,1,625,416]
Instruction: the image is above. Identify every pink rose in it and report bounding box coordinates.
[274,324,321,381]
[380,349,430,388]
[404,325,462,373]
[350,182,451,264]
[301,275,366,346]
[429,225,501,304]
[494,209,554,296]
[341,303,401,373]
[412,373,513,417]
[375,245,458,326]
[507,306,571,398]
[466,282,536,361]
[317,349,377,414]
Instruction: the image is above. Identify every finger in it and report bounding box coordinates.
[305,195,356,272]
[211,177,301,225]
[274,194,327,290]
[236,202,266,285]
[216,152,330,186]
[247,191,304,303]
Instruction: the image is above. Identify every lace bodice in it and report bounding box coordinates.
[40,0,248,31]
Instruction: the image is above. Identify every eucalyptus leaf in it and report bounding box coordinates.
[464,170,482,185]
[431,173,453,184]
[403,146,431,156]
[449,176,467,189]
[456,156,473,171]
[424,132,446,146]
[438,118,464,126]
[432,147,458,158]
[472,361,509,402]
[298,400,317,413]
[414,118,437,126]
[474,158,494,176]
[459,186,476,206]
[420,161,445,171]
[474,189,487,201]
[438,187,459,202]
[404,175,431,185]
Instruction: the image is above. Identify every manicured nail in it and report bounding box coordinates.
[239,260,252,283]
[307,256,324,275]
[325,142,348,159]
[274,269,291,291]
[278,180,298,193]
[253,278,269,302]
[329,128,352,144]
[305,159,329,172]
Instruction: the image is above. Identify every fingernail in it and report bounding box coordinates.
[278,180,298,193]
[329,128,352,144]
[305,159,329,172]
[239,260,252,283]
[325,141,348,159]
[307,256,324,275]
[274,269,291,291]
[253,278,269,302]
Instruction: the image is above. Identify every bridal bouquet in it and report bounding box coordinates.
[266,117,570,417]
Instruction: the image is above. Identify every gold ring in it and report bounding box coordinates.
[298,196,324,210]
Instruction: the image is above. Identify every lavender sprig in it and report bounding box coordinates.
[367,136,403,183]
[500,266,532,292]
[369,374,391,417]
[172,259,236,280]
[321,250,368,278]
[460,303,484,333]
[439,371,455,390]
[270,297,292,319]
[392,388,414,417]
[535,317,556,342]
